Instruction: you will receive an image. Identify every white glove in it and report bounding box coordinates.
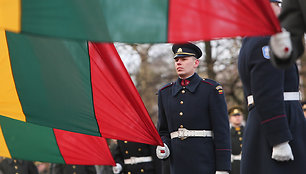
[156,143,170,159]
[270,28,292,59]
[215,171,229,174]
[112,163,122,174]
[272,141,294,161]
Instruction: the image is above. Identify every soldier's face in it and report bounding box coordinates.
[230,115,243,127]
[174,56,199,79]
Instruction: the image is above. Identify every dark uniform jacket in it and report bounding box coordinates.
[157,73,231,174]
[230,126,244,174]
[51,164,96,174]
[0,159,38,174]
[238,36,306,174]
[114,141,161,174]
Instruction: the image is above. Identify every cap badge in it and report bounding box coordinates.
[177,48,183,53]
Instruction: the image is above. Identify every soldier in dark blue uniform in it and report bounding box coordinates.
[238,1,306,173]
[112,140,161,174]
[156,43,231,174]
[228,107,244,174]
[0,158,38,174]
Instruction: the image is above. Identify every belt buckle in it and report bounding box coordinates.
[177,128,187,140]
[130,157,137,165]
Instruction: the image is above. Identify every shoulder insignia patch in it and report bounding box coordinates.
[262,46,270,59]
[216,85,223,94]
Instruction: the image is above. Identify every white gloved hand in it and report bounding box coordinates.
[215,171,229,174]
[156,143,170,159]
[112,163,122,174]
[270,28,292,59]
[272,141,294,161]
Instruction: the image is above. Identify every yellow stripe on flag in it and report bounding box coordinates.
[0,30,26,122]
[0,0,21,33]
[0,125,11,158]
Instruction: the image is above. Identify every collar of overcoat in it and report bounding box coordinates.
[172,73,202,96]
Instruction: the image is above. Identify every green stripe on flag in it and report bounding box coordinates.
[0,116,65,163]
[6,32,100,136]
[100,0,168,43]
[21,0,168,42]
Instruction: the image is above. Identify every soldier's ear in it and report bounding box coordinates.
[194,59,200,67]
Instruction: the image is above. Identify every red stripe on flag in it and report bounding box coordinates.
[89,42,163,146]
[168,0,281,42]
[54,129,115,165]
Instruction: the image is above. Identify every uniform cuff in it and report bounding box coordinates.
[215,149,231,171]
[261,116,292,146]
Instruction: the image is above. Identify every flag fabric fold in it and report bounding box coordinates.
[89,43,162,145]
[1,0,280,43]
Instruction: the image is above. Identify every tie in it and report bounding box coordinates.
[181,79,190,87]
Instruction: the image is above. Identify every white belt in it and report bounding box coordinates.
[231,154,241,161]
[170,128,213,140]
[124,156,152,165]
[247,92,301,106]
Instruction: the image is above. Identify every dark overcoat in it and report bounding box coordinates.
[114,141,161,174]
[230,126,244,174]
[238,36,306,174]
[0,159,38,174]
[157,73,231,174]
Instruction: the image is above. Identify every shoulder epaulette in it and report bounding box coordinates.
[201,78,224,94]
[159,82,174,91]
[201,78,217,86]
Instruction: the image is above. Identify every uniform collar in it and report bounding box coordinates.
[172,73,201,96]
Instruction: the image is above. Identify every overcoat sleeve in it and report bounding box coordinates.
[208,82,231,171]
[157,90,171,150]
[249,40,292,146]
